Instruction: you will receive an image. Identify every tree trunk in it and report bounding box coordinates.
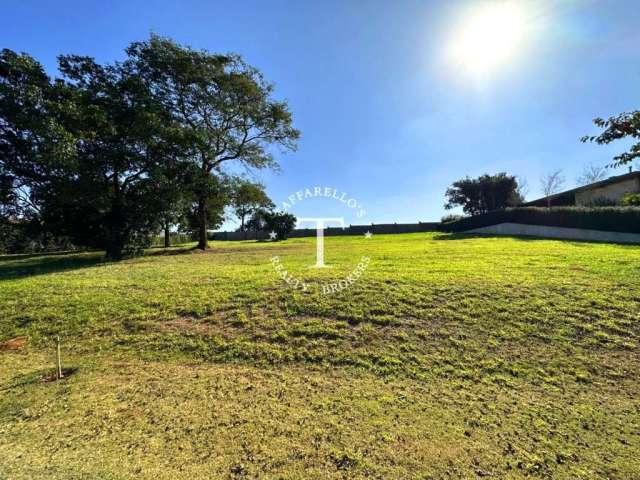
[105,238,123,260]
[105,215,124,260]
[106,174,124,260]
[164,220,170,248]
[240,213,245,232]
[197,197,208,250]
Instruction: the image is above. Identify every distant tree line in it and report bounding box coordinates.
[0,35,299,257]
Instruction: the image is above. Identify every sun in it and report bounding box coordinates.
[449,2,527,75]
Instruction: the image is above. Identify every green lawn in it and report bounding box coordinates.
[1,233,639,479]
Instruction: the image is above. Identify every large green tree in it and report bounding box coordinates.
[55,54,177,259]
[1,47,183,258]
[445,173,522,216]
[2,36,299,256]
[127,35,299,250]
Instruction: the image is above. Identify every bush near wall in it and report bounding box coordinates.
[622,193,640,206]
[439,207,640,234]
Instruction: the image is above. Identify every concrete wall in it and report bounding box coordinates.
[211,222,439,241]
[468,222,640,244]
[576,177,640,205]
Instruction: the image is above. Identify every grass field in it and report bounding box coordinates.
[1,233,639,479]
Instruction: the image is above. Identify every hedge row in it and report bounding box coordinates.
[439,207,640,234]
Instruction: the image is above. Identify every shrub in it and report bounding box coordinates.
[621,193,640,206]
[264,211,297,240]
[585,196,619,207]
[438,207,640,234]
[441,214,465,224]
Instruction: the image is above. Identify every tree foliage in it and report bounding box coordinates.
[0,49,74,221]
[621,193,640,206]
[246,208,296,240]
[181,174,231,237]
[582,111,640,167]
[264,211,296,240]
[127,35,299,249]
[444,173,522,216]
[0,36,299,257]
[230,179,274,231]
[54,54,178,258]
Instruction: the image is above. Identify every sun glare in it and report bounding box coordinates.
[450,2,527,75]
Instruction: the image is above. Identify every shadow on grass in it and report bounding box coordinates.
[0,249,88,261]
[0,251,106,281]
[0,368,52,392]
[145,245,201,257]
[0,367,78,392]
[0,244,232,281]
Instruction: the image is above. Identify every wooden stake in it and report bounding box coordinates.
[56,336,63,379]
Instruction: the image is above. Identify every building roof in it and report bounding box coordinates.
[524,171,640,206]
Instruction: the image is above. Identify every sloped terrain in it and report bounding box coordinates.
[1,233,639,478]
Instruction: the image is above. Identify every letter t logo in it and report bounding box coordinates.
[297,217,345,267]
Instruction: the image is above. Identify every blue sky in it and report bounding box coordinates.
[2,0,639,227]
